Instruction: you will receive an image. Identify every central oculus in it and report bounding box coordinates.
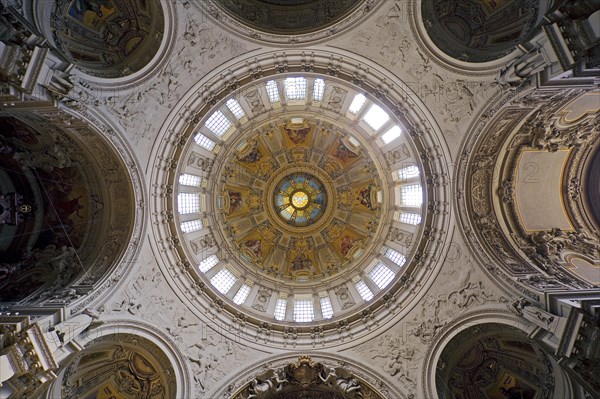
[291,191,309,209]
[273,172,326,227]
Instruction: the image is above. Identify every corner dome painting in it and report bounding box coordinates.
[421,0,545,62]
[51,0,165,78]
[212,0,365,35]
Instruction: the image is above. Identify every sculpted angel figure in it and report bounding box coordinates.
[247,368,288,399]
[319,367,337,387]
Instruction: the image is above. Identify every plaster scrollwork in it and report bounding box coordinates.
[356,335,418,392]
[346,3,412,70]
[188,151,215,173]
[175,5,247,79]
[353,248,509,397]
[251,288,272,312]
[384,144,410,166]
[335,284,356,310]
[92,261,259,396]
[528,112,599,152]
[190,233,216,253]
[61,1,247,147]
[186,337,252,394]
[411,261,500,344]
[387,228,412,247]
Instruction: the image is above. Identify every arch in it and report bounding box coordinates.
[421,309,574,399]
[213,353,402,399]
[45,319,191,399]
[455,87,600,305]
[0,111,138,306]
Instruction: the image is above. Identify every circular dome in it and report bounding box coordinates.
[272,172,327,227]
[421,0,543,62]
[169,73,431,326]
[211,0,365,35]
[51,0,165,78]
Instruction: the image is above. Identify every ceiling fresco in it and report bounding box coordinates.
[217,120,383,282]
[0,116,97,302]
[212,0,364,35]
[435,324,555,399]
[421,0,544,62]
[169,73,432,326]
[62,334,177,399]
[51,0,165,78]
[0,113,136,305]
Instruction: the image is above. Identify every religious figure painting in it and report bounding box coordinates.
[331,139,359,164]
[238,141,262,163]
[285,127,310,144]
[227,191,243,215]
[356,184,375,210]
[290,253,314,272]
[340,235,355,258]
[244,239,263,260]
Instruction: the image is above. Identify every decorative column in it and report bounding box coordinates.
[0,313,92,397]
